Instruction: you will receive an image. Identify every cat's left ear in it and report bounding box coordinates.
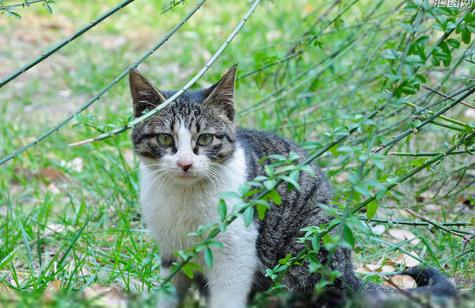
[203,65,237,121]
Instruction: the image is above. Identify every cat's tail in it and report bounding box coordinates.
[400,266,456,297]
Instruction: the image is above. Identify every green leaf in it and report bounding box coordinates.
[263,179,276,190]
[343,225,355,248]
[266,189,282,205]
[282,176,301,191]
[243,207,254,226]
[220,191,241,200]
[204,248,214,268]
[217,199,227,221]
[181,262,201,279]
[447,38,460,48]
[462,28,471,44]
[366,200,378,219]
[256,201,269,220]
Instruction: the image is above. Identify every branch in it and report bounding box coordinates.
[69,0,263,147]
[404,209,470,237]
[0,0,206,166]
[0,0,136,88]
[422,85,475,109]
[371,86,475,153]
[389,146,475,157]
[360,216,472,228]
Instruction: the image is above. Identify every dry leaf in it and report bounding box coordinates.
[381,265,396,273]
[84,285,126,308]
[370,224,385,235]
[355,266,369,273]
[395,253,421,268]
[365,263,381,272]
[387,228,420,245]
[35,167,64,183]
[384,275,417,289]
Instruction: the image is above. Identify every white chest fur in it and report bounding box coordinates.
[140,146,249,259]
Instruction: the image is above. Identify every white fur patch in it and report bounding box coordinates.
[140,145,257,307]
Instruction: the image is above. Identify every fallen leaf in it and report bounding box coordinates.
[381,265,396,273]
[387,228,420,245]
[370,224,385,235]
[35,167,65,183]
[395,253,421,268]
[84,285,126,308]
[384,275,417,289]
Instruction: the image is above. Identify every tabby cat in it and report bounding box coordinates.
[129,66,455,307]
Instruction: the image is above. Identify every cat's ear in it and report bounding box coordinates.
[129,69,167,117]
[203,65,237,121]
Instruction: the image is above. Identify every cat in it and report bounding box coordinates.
[129,66,456,307]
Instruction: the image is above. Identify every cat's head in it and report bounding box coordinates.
[129,66,237,185]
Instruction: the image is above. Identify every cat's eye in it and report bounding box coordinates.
[197,134,214,146]
[157,134,174,146]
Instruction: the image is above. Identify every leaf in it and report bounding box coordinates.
[462,27,471,44]
[243,207,254,226]
[204,248,214,268]
[395,253,421,267]
[384,275,417,289]
[266,189,282,205]
[263,179,276,190]
[217,199,227,221]
[447,38,460,48]
[255,201,269,220]
[387,229,420,245]
[281,176,301,191]
[366,200,378,219]
[343,225,355,248]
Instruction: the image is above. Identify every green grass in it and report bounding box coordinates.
[0,0,474,306]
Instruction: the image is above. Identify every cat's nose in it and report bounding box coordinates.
[177,160,193,172]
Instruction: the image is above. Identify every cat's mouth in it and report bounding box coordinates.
[177,173,196,180]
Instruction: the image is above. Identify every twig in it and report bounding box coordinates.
[0,0,136,88]
[422,85,475,109]
[371,86,475,153]
[389,146,475,157]
[0,0,206,166]
[404,209,469,237]
[0,0,44,11]
[361,216,472,228]
[69,0,263,147]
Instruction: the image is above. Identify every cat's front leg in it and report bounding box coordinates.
[206,224,258,308]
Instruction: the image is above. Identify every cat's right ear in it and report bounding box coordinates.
[129,69,166,117]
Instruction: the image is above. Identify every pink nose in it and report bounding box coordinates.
[177,160,192,172]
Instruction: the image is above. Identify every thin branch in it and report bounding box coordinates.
[361,216,472,228]
[404,209,469,237]
[0,0,44,11]
[422,85,475,109]
[69,0,263,147]
[0,0,136,88]
[0,0,206,166]
[371,86,475,153]
[388,146,475,157]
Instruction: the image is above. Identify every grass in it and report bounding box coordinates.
[0,0,474,306]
